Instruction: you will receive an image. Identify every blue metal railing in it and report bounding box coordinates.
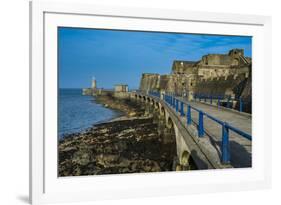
[193,93,250,113]
[145,91,251,164]
[149,91,161,98]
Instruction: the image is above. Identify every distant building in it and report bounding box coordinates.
[91,76,97,90]
[115,84,128,92]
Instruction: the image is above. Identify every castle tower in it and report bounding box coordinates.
[91,76,97,90]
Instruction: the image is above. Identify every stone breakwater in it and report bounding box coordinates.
[94,94,147,118]
[58,95,177,176]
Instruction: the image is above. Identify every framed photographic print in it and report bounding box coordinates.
[30,1,272,204]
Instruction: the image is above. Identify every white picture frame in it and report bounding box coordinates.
[30,1,272,204]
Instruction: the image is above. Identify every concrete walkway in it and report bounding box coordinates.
[175,98,252,168]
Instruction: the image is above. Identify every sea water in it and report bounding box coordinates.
[59,88,120,139]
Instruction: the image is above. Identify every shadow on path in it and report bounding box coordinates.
[229,140,252,168]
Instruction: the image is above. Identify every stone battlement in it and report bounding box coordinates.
[139,49,251,103]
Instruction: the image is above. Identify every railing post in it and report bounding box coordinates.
[180,101,184,116]
[227,96,230,108]
[239,97,243,112]
[169,95,171,105]
[198,111,204,137]
[210,95,213,105]
[222,122,230,164]
[176,99,178,112]
[218,98,220,108]
[187,105,191,125]
[204,95,207,102]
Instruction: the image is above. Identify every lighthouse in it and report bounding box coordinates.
[91,76,97,90]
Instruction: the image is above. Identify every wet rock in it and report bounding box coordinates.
[151,163,161,172]
[58,95,177,177]
[128,111,136,117]
[72,152,91,166]
[96,154,119,167]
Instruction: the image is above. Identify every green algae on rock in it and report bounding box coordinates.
[59,118,177,176]
[58,95,177,176]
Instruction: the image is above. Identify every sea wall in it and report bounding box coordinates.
[82,88,93,95]
[114,92,130,99]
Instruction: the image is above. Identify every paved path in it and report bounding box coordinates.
[175,98,252,168]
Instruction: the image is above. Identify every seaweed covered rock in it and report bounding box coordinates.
[58,118,177,176]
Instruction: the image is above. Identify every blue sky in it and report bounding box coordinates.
[58,27,252,89]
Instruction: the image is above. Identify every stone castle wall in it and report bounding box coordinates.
[193,73,249,97]
[139,49,251,101]
[139,73,160,93]
[172,61,196,74]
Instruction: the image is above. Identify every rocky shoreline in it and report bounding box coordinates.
[94,94,147,118]
[59,94,177,176]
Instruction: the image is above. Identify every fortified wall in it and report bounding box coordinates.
[82,80,130,99]
[139,49,252,104]
[139,73,160,91]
